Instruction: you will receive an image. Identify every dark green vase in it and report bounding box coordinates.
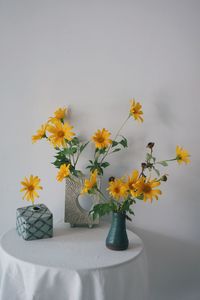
[106,212,129,251]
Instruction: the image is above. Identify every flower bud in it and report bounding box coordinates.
[109,176,115,182]
[160,175,168,182]
[141,162,147,169]
[147,142,155,149]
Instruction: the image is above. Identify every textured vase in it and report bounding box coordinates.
[106,212,129,250]
[64,173,99,228]
[16,204,53,240]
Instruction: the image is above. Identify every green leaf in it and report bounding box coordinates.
[136,194,144,200]
[71,137,80,145]
[80,141,89,153]
[153,166,160,176]
[89,202,116,220]
[112,141,118,147]
[62,147,77,155]
[52,157,71,169]
[112,148,121,153]
[63,148,71,155]
[146,153,152,162]
[86,165,93,170]
[93,159,99,167]
[157,161,168,167]
[97,166,104,175]
[72,147,78,154]
[101,162,110,168]
[125,215,132,221]
[71,169,79,177]
[119,138,128,148]
[99,148,106,154]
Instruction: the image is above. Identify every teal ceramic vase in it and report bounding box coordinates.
[106,212,129,251]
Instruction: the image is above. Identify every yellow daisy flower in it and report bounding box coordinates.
[57,164,70,182]
[107,178,128,200]
[54,107,67,119]
[32,124,47,143]
[130,99,144,122]
[135,177,162,203]
[49,107,67,123]
[176,146,190,165]
[92,128,112,149]
[82,170,98,194]
[127,170,140,197]
[20,175,43,204]
[47,120,75,147]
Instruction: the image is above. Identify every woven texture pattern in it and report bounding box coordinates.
[16,204,53,240]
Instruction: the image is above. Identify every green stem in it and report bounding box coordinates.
[114,115,130,141]
[166,158,177,162]
[72,154,76,166]
[156,158,177,164]
[96,188,108,202]
[99,115,130,164]
[74,147,80,168]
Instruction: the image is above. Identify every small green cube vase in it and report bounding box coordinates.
[16,204,53,240]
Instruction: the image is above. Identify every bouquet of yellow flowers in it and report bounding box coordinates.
[29,100,190,222]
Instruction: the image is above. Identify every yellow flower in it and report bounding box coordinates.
[82,170,98,194]
[176,146,190,165]
[92,128,112,149]
[20,175,43,204]
[47,120,75,147]
[49,107,67,123]
[32,124,47,143]
[54,107,67,119]
[127,170,140,197]
[57,164,70,182]
[107,178,128,200]
[135,177,162,203]
[130,99,144,122]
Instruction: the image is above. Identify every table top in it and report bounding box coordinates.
[0,222,143,271]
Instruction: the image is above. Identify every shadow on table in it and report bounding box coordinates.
[53,223,103,238]
[131,227,200,300]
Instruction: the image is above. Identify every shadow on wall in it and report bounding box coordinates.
[131,226,200,300]
[154,92,176,128]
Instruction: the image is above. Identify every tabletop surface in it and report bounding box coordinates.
[0,222,143,271]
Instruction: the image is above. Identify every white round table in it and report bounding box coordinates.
[0,222,148,300]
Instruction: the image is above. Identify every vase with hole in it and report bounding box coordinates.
[64,173,100,228]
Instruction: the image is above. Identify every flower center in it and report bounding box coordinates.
[128,182,134,190]
[114,187,120,193]
[134,109,140,114]
[55,114,62,119]
[142,183,151,193]
[28,185,34,191]
[57,130,65,138]
[97,136,105,143]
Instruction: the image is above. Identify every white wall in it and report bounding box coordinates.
[0,0,200,298]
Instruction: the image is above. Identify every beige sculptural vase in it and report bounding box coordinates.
[64,173,99,228]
